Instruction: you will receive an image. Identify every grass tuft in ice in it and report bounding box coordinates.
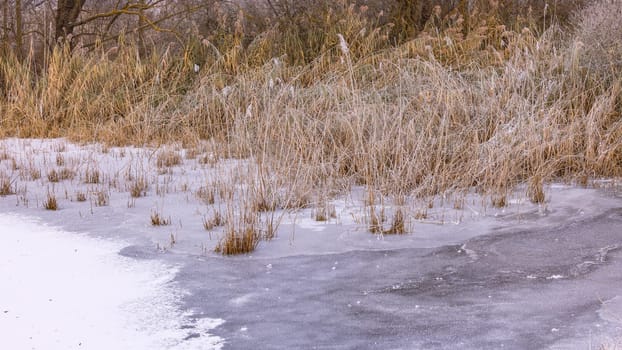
[215,204,261,255]
[156,150,182,168]
[202,210,225,231]
[151,211,171,226]
[43,193,58,210]
[47,169,59,183]
[384,209,406,235]
[0,175,14,196]
[94,190,109,206]
[129,177,148,198]
[75,191,87,202]
[84,169,101,184]
[314,200,336,222]
[528,176,546,204]
[196,186,215,205]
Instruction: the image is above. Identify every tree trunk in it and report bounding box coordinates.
[459,0,470,38]
[55,0,86,43]
[2,0,8,54]
[391,0,426,42]
[15,0,22,59]
[138,0,147,55]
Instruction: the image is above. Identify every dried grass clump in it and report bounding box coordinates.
[215,224,260,255]
[150,211,171,226]
[203,210,224,231]
[527,176,546,204]
[130,177,148,198]
[314,200,336,222]
[368,205,383,234]
[384,209,406,235]
[366,202,406,234]
[215,224,261,255]
[0,176,13,196]
[84,169,100,184]
[156,150,182,168]
[75,191,87,202]
[491,194,507,208]
[215,204,261,255]
[29,168,41,180]
[55,154,65,166]
[252,190,279,213]
[249,173,283,213]
[94,190,109,206]
[43,193,58,210]
[47,169,60,183]
[196,186,215,205]
[58,168,75,181]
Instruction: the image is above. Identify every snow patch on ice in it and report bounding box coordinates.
[546,275,565,280]
[0,213,224,350]
[230,294,255,306]
[295,218,328,232]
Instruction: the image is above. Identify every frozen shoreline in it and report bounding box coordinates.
[0,213,224,350]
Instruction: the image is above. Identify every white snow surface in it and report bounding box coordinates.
[0,213,224,350]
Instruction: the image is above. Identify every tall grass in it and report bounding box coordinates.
[1,0,621,208]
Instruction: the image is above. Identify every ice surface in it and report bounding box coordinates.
[0,213,224,350]
[1,138,622,349]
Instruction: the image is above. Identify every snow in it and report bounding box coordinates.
[0,213,224,350]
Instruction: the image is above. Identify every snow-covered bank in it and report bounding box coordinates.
[0,213,224,350]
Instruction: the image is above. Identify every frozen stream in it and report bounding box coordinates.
[171,207,622,349]
[0,213,224,350]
